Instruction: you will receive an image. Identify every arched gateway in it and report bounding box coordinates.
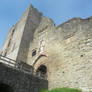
[36,65,47,79]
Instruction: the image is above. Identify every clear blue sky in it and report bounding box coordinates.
[0,0,92,49]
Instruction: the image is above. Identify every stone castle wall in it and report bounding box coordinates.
[17,5,42,62]
[0,62,48,92]
[30,17,92,92]
[1,5,92,92]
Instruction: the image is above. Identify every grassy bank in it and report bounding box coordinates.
[41,88,82,92]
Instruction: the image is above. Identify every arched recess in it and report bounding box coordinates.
[0,83,14,92]
[33,54,47,67]
[36,64,47,79]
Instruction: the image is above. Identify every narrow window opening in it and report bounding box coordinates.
[4,51,7,56]
[32,50,36,57]
[7,39,11,47]
[11,29,15,36]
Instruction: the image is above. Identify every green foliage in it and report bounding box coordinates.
[40,89,49,92]
[40,88,82,92]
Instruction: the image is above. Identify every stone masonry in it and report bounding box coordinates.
[1,4,92,92]
[0,62,48,92]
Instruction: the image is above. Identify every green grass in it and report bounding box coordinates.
[40,88,82,92]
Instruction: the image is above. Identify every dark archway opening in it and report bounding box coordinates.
[0,83,14,92]
[36,65,47,79]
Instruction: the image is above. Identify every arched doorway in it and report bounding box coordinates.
[36,65,47,79]
[0,83,14,92]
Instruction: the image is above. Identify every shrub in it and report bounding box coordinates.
[40,89,49,92]
[40,88,82,92]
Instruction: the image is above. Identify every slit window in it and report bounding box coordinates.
[4,51,7,56]
[11,29,15,36]
[32,50,36,57]
[7,39,11,47]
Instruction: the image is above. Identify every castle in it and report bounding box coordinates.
[0,4,92,92]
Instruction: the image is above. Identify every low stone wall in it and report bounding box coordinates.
[0,63,48,92]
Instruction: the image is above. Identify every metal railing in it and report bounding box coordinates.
[0,54,16,67]
[0,54,47,80]
[0,54,33,74]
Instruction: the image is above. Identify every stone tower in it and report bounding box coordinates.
[1,5,92,92]
[1,5,42,62]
